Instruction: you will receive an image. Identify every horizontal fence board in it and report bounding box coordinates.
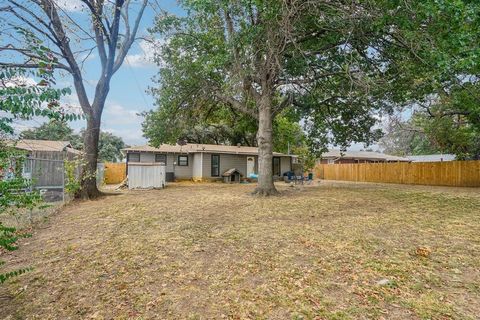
[315,160,480,187]
[104,163,126,184]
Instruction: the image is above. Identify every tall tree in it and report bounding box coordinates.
[379,113,442,156]
[150,0,407,195]
[1,0,148,198]
[378,0,480,159]
[380,111,480,159]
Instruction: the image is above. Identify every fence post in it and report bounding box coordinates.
[62,160,65,203]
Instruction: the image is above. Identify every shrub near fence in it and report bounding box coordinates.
[315,161,480,187]
[104,162,126,184]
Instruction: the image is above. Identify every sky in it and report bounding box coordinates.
[8,0,184,146]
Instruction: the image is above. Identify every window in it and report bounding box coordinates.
[327,159,335,164]
[211,154,220,177]
[178,155,188,166]
[273,157,281,176]
[155,154,167,164]
[128,152,140,162]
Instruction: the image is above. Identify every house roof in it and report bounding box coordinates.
[13,139,81,154]
[122,143,292,157]
[407,154,456,162]
[321,149,410,162]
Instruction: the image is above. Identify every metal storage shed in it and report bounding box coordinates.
[127,162,166,189]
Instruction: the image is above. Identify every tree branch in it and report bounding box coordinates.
[112,0,148,73]
[39,0,91,114]
[214,91,259,120]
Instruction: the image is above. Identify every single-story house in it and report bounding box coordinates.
[318,149,410,164]
[407,154,456,162]
[122,143,296,182]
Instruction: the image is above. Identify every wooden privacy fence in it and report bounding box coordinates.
[315,161,480,187]
[104,162,126,184]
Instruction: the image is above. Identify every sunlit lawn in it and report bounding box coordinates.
[1,181,479,319]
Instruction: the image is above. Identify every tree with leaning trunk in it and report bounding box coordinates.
[150,0,404,195]
[0,0,148,198]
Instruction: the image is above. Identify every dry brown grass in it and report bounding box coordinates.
[1,181,479,319]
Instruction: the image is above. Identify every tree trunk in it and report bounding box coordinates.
[79,113,102,199]
[253,94,278,196]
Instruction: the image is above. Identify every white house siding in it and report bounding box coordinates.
[202,153,257,178]
[133,151,291,180]
[192,153,203,179]
[165,154,175,172]
[173,153,193,179]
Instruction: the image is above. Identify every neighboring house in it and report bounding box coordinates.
[122,143,296,182]
[407,154,456,162]
[318,149,410,164]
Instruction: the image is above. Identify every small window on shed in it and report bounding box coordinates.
[327,159,335,164]
[128,152,140,162]
[178,155,188,166]
[155,154,167,164]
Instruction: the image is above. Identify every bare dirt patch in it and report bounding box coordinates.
[1,181,479,319]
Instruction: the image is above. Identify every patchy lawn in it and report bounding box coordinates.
[1,181,479,319]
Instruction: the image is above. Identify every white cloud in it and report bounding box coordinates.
[125,39,164,68]
[101,103,146,145]
[102,127,145,145]
[103,103,140,126]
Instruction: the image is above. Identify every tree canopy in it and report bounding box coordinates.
[377,0,480,159]
[20,120,127,162]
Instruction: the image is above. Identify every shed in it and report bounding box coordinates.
[222,168,242,183]
[127,162,166,189]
